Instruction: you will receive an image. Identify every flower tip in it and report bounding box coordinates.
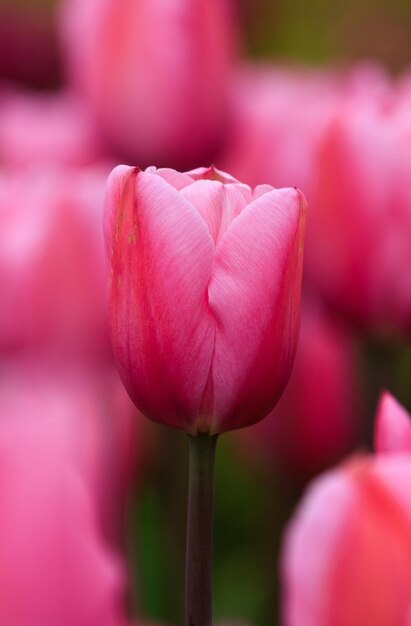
[374,391,411,454]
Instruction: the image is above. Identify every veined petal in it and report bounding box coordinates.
[145,166,194,190]
[105,167,215,431]
[207,187,305,433]
[180,179,249,246]
[185,166,240,184]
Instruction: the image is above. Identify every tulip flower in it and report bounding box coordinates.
[0,166,110,361]
[0,88,104,167]
[0,360,139,546]
[105,164,305,625]
[0,369,129,626]
[104,165,305,436]
[220,64,338,199]
[375,391,411,454]
[220,62,389,201]
[306,80,411,334]
[282,395,411,626]
[59,0,237,168]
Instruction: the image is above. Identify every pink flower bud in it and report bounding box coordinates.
[0,361,139,546]
[0,88,104,167]
[375,391,411,454]
[283,454,411,626]
[220,62,389,200]
[282,394,411,626]
[0,368,129,626]
[58,0,237,168]
[104,165,305,434]
[0,167,110,361]
[220,64,339,197]
[306,83,411,334]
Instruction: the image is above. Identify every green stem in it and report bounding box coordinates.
[185,433,218,626]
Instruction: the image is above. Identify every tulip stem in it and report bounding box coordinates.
[185,433,218,626]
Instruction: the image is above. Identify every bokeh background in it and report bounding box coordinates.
[1,1,411,625]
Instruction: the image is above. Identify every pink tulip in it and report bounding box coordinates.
[220,64,338,199]
[0,360,139,545]
[104,165,305,434]
[236,305,357,477]
[220,62,390,202]
[375,391,411,454]
[306,79,411,334]
[0,166,110,361]
[282,395,411,626]
[59,0,237,168]
[0,88,104,167]
[0,368,130,626]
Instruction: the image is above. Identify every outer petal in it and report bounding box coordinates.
[207,187,305,433]
[282,468,356,626]
[104,166,215,431]
[283,455,411,626]
[0,388,127,626]
[375,391,411,454]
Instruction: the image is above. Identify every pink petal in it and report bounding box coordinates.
[105,166,215,431]
[179,179,249,246]
[186,166,240,184]
[282,468,356,626]
[374,391,411,454]
[283,455,411,626]
[144,166,194,190]
[207,187,305,433]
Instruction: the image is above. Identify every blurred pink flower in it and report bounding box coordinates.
[219,61,390,203]
[0,88,105,168]
[0,166,111,361]
[219,64,338,199]
[236,305,358,478]
[104,165,305,434]
[0,360,139,545]
[375,391,411,454]
[58,0,237,168]
[306,76,411,335]
[0,366,132,626]
[282,395,411,626]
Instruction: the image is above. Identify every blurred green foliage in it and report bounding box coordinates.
[244,0,411,69]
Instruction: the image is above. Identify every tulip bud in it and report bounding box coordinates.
[375,391,411,454]
[220,62,389,199]
[0,167,109,361]
[59,0,237,168]
[282,394,411,626]
[306,84,411,335]
[0,88,103,167]
[104,165,305,434]
[220,64,338,197]
[0,370,129,626]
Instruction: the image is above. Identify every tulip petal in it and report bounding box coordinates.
[283,455,411,626]
[375,391,411,454]
[179,179,249,246]
[282,469,356,626]
[105,167,215,431]
[145,166,194,190]
[207,187,305,433]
